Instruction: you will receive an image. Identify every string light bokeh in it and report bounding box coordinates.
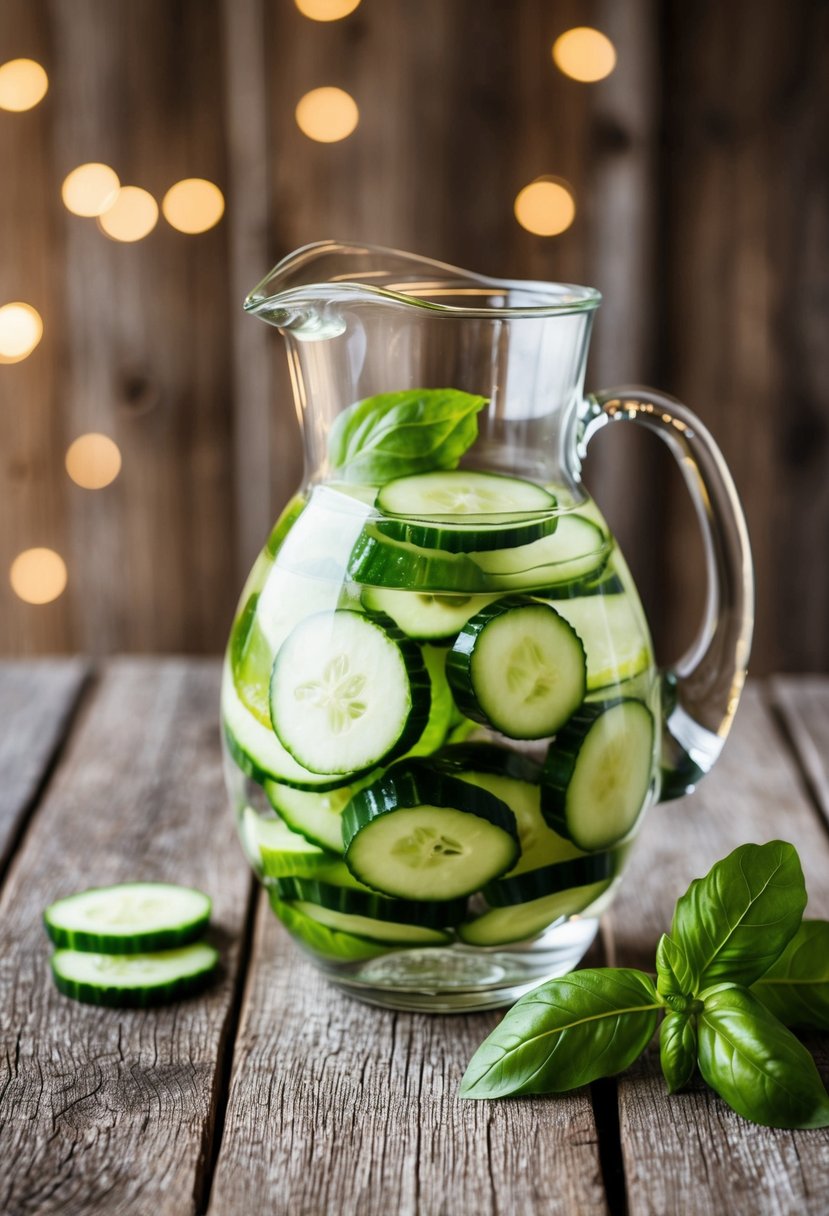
[0,303,43,364]
[65,434,122,490]
[295,87,359,142]
[97,186,159,242]
[0,58,48,111]
[61,163,121,217]
[552,27,617,83]
[294,0,362,19]
[162,179,225,234]
[514,179,576,237]
[9,549,67,605]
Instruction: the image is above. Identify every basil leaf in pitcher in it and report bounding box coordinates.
[751,920,829,1030]
[697,985,829,1129]
[659,1011,698,1093]
[328,388,487,484]
[459,968,660,1099]
[670,841,807,992]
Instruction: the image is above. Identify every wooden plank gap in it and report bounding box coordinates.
[767,677,829,833]
[591,1077,629,1216]
[195,882,261,1216]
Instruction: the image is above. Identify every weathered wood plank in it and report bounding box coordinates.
[608,686,829,1216]
[771,676,829,827]
[0,660,89,877]
[0,659,251,1216]
[208,900,608,1216]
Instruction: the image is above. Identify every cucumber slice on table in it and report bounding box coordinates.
[348,526,489,592]
[43,883,211,954]
[269,895,391,962]
[360,587,500,642]
[222,663,350,791]
[342,763,519,900]
[457,880,611,948]
[551,594,652,690]
[241,807,339,879]
[50,942,219,1008]
[470,514,608,590]
[375,471,558,552]
[269,610,431,776]
[446,598,587,740]
[436,743,586,876]
[542,699,655,850]
[276,876,467,932]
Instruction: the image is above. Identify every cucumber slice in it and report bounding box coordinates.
[457,880,611,947]
[436,745,586,876]
[50,942,219,1007]
[269,894,390,961]
[222,663,349,790]
[229,596,274,727]
[290,902,451,946]
[404,645,455,757]
[265,493,306,558]
[377,470,557,517]
[551,594,652,690]
[542,569,625,600]
[269,610,431,775]
[542,699,655,850]
[240,807,339,879]
[43,883,211,954]
[342,763,519,900]
[470,515,608,590]
[275,876,467,931]
[483,851,621,907]
[348,526,489,592]
[263,771,378,852]
[360,587,500,641]
[446,598,587,740]
[375,515,558,553]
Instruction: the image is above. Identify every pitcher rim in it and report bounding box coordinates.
[244,240,602,320]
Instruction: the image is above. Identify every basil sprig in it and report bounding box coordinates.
[461,841,829,1130]
[327,388,487,484]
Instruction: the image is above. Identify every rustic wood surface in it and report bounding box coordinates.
[1,661,828,1216]
[2,1,827,672]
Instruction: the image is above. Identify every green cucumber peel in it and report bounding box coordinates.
[327,388,487,484]
[461,840,829,1130]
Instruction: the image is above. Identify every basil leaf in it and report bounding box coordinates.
[655,933,695,1005]
[459,969,660,1099]
[670,841,806,991]
[659,1011,698,1093]
[328,388,487,484]
[698,985,829,1129]
[751,920,829,1030]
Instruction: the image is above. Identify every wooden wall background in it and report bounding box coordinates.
[1,0,827,674]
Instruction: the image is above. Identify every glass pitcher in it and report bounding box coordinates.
[222,241,753,1012]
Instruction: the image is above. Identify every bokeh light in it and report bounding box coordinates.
[514,179,576,236]
[0,59,49,111]
[10,548,67,605]
[294,0,361,19]
[61,163,121,217]
[97,186,159,242]
[0,302,43,363]
[65,433,122,489]
[161,178,225,234]
[295,87,359,142]
[552,28,617,83]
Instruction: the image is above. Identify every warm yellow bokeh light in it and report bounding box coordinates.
[0,58,49,112]
[61,163,121,217]
[0,302,43,363]
[97,186,158,242]
[295,0,361,19]
[10,548,67,605]
[552,27,617,83]
[295,87,359,143]
[514,180,576,237]
[65,433,122,490]
[161,178,225,234]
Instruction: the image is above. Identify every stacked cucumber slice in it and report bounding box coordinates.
[224,469,658,955]
[45,882,218,1007]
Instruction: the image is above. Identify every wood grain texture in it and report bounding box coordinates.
[0,659,251,1216]
[0,659,89,876]
[208,899,608,1216]
[771,676,829,826]
[608,685,829,1216]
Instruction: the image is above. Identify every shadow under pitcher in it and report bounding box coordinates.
[221,242,754,1012]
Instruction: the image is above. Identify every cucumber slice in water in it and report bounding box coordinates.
[240,807,338,879]
[470,514,608,590]
[343,763,519,900]
[269,610,431,776]
[269,894,391,961]
[542,699,655,850]
[483,851,621,907]
[264,770,380,852]
[377,470,557,517]
[551,594,652,690]
[404,645,455,757]
[360,587,500,641]
[446,598,587,740]
[276,876,467,931]
[289,902,451,946]
[457,880,611,947]
[348,526,490,592]
[43,883,211,954]
[50,942,219,1008]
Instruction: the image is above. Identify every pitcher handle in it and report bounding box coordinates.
[578,387,754,801]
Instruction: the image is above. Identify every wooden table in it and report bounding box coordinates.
[1,659,827,1216]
